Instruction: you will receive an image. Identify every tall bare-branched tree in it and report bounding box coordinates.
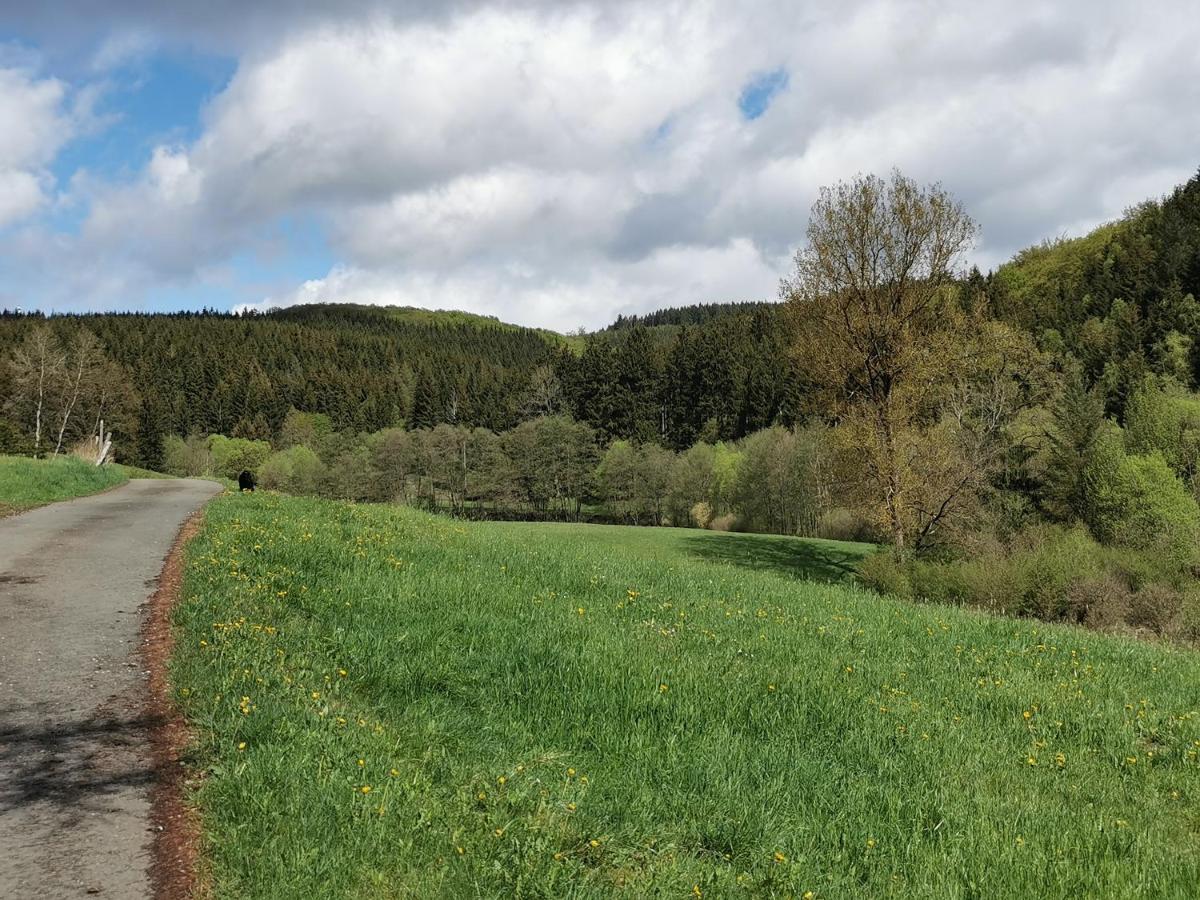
[7,325,64,457]
[782,170,1042,553]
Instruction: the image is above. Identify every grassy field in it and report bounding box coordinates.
[0,454,130,516]
[175,493,1200,898]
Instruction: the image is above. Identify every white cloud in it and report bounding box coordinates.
[0,66,74,227]
[6,0,1200,323]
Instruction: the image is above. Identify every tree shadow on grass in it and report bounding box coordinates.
[682,532,869,583]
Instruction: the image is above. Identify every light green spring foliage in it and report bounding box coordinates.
[258,445,326,495]
[1125,375,1200,476]
[207,435,273,480]
[1083,426,1200,563]
[176,494,1200,899]
[0,454,128,515]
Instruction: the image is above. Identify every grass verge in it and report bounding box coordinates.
[175,493,1200,898]
[0,454,129,516]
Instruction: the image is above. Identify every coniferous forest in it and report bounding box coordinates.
[6,169,1200,640]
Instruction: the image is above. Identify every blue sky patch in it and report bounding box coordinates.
[738,67,789,120]
[52,50,235,186]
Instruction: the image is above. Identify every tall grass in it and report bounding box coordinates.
[0,454,128,516]
[175,493,1200,898]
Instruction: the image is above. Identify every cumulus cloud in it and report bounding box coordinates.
[0,66,75,227]
[4,0,1200,324]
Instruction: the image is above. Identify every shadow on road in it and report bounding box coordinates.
[0,706,164,817]
[682,533,866,583]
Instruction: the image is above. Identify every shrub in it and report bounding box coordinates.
[207,435,272,480]
[689,501,713,529]
[259,445,327,495]
[162,433,212,477]
[857,552,913,599]
[1083,428,1200,564]
[1067,574,1133,629]
[1127,584,1184,635]
[816,507,876,543]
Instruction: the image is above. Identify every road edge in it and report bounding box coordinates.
[141,507,209,900]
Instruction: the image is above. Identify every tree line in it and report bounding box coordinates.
[162,410,848,539]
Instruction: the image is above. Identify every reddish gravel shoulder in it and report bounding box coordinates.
[143,511,207,900]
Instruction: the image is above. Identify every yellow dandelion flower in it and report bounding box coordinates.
[567,767,576,777]
[494,828,504,838]
[310,691,320,700]
[773,851,786,863]
[866,838,876,849]
[659,683,669,694]
[553,851,564,861]
[566,802,577,811]
[589,839,600,848]
[360,785,371,794]
[357,758,365,767]
[497,775,507,785]
[692,886,702,898]
[1026,756,1037,766]
[237,741,246,751]
[455,846,465,855]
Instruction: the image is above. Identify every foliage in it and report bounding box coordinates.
[207,434,273,480]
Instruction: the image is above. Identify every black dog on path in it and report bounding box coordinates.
[238,470,256,492]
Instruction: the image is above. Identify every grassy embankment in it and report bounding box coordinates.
[175,493,1200,898]
[0,454,130,516]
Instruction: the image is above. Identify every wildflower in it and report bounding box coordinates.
[311,691,320,700]
[494,828,504,838]
[589,839,600,848]
[237,741,246,751]
[390,768,399,777]
[1015,836,1025,847]
[477,791,487,801]
[803,893,815,900]
[1055,753,1066,768]
[659,683,669,694]
[1022,710,1032,720]
[553,852,564,861]
[768,684,777,693]
[497,775,507,786]
[773,851,787,864]
[360,785,371,794]
[576,607,586,616]
[455,846,465,855]
[1126,756,1138,765]
[692,886,702,898]
[566,802,577,811]
[866,838,876,849]
[1026,756,1037,766]
[357,758,365,767]
[338,669,348,677]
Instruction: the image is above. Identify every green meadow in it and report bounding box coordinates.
[0,454,129,516]
[175,493,1200,898]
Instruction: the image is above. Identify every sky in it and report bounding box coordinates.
[1,1,1198,331]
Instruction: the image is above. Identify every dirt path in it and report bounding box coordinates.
[0,479,222,899]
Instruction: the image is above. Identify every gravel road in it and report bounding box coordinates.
[0,478,222,899]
